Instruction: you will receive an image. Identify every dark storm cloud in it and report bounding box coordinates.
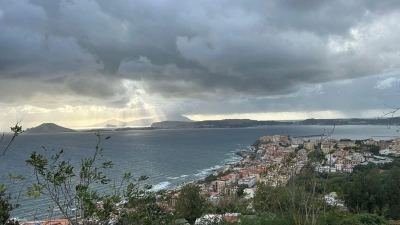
[173,75,400,117]
[1,0,400,110]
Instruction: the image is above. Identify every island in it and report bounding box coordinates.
[25,123,76,133]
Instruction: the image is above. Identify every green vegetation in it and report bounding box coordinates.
[338,213,386,225]
[364,144,381,155]
[342,161,400,220]
[0,187,14,225]
[236,184,248,197]
[0,123,23,225]
[175,183,207,224]
[251,139,262,151]
[243,159,400,225]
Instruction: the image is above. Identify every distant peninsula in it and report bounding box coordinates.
[297,117,400,126]
[151,119,293,129]
[25,123,76,133]
[25,117,400,133]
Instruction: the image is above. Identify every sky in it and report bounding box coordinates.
[1,0,400,131]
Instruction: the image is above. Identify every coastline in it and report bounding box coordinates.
[163,148,248,193]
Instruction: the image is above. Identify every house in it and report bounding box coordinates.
[195,214,222,225]
[343,164,353,173]
[223,213,241,223]
[238,176,257,188]
[325,154,336,165]
[352,152,365,162]
[315,165,336,173]
[335,163,343,171]
[321,142,332,153]
[376,140,391,149]
[338,139,353,148]
[260,136,271,143]
[379,149,392,155]
[304,141,314,151]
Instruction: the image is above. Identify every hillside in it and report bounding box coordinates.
[25,123,76,133]
[151,121,192,128]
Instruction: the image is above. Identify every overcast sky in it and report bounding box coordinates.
[1,0,400,130]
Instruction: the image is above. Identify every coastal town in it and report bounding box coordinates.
[150,135,396,224]
[9,134,399,225]
[158,135,397,224]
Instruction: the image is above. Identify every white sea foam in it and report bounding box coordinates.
[151,181,171,191]
[167,176,180,180]
[194,165,223,177]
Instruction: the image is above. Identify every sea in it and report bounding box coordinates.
[0,125,399,220]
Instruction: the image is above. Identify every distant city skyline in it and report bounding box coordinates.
[1,0,400,131]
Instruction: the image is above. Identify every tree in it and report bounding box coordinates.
[0,123,23,158]
[383,166,400,219]
[175,183,207,224]
[252,140,262,151]
[0,187,14,225]
[25,133,131,225]
[236,184,248,197]
[342,167,386,216]
[339,213,386,225]
[116,176,175,225]
[0,123,24,225]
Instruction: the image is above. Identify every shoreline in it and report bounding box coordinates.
[163,149,248,193]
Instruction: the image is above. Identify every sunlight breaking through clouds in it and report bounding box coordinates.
[1,0,400,130]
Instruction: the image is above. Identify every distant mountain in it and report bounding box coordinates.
[90,119,126,127]
[25,123,76,133]
[89,114,192,127]
[151,121,192,128]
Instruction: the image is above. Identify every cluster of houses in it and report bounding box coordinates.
[314,138,395,173]
[161,135,310,215]
[15,135,398,225]
[161,135,397,216]
[9,219,70,225]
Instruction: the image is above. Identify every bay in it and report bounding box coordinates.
[0,125,398,219]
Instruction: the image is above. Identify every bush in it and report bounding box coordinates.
[339,213,386,225]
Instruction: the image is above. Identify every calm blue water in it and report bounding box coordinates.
[0,125,398,219]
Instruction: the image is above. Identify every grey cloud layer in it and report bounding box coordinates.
[1,0,400,112]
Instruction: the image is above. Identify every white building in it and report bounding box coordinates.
[379,149,392,155]
[315,166,336,173]
[195,214,222,225]
[325,154,336,165]
[352,153,365,162]
[335,163,343,171]
[238,176,257,188]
